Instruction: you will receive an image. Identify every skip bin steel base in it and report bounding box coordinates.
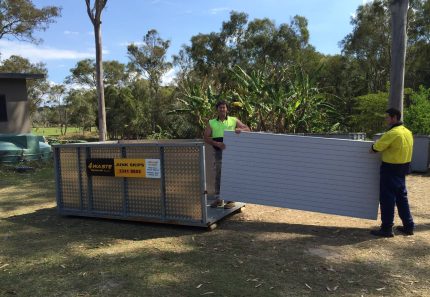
[53,140,244,229]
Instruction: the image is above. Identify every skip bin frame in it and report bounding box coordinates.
[53,141,243,228]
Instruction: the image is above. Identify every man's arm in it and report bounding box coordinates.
[235,119,250,134]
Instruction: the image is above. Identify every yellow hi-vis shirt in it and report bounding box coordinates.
[209,116,237,138]
[373,125,413,164]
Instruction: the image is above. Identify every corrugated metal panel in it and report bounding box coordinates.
[410,136,429,173]
[220,132,380,220]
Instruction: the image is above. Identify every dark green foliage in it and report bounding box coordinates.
[404,86,430,135]
[30,3,430,140]
[0,0,60,43]
[349,92,388,137]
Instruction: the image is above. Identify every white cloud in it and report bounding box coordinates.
[85,47,110,55]
[209,7,229,15]
[161,68,176,86]
[119,41,145,47]
[64,30,79,35]
[0,40,94,62]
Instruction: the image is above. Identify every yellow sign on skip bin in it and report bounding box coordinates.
[114,158,160,178]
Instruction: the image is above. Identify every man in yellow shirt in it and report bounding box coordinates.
[370,108,415,237]
[204,100,250,209]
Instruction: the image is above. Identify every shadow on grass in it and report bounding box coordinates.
[2,207,430,296]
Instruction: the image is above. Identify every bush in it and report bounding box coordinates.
[404,86,430,135]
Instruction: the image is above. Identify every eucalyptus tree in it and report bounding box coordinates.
[341,0,392,94]
[66,89,96,134]
[341,0,430,95]
[127,29,172,131]
[127,29,172,96]
[175,11,317,94]
[66,59,129,88]
[0,0,60,43]
[85,0,108,141]
[47,84,68,135]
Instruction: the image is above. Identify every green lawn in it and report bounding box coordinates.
[1,162,429,296]
[32,127,83,137]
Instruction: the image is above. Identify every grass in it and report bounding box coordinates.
[32,127,82,137]
[1,162,430,296]
[31,127,99,142]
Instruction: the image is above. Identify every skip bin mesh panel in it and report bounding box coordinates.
[59,148,81,209]
[89,147,123,214]
[164,146,202,220]
[78,149,88,209]
[125,147,162,216]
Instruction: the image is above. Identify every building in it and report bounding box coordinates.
[0,73,45,134]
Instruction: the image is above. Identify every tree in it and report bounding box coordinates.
[67,89,96,134]
[404,86,430,134]
[127,29,172,96]
[0,0,60,43]
[0,55,49,116]
[66,59,96,88]
[388,0,409,115]
[85,0,108,141]
[127,29,172,131]
[340,0,430,95]
[47,84,68,135]
[341,0,392,94]
[66,59,129,88]
[350,92,389,137]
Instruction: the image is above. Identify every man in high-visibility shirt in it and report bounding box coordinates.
[204,100,250,209]
[370,108,415,237]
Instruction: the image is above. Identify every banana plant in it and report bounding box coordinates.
[170,77,218,134]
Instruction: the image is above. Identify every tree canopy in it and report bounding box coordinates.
[0,0,60,43]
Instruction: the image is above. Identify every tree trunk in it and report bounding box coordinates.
[389,0,409,117]
[95,23,107,141]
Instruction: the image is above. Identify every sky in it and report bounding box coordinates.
[0,0,371,85]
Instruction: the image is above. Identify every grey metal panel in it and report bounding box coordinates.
[164,146,202,220]
[124,146,163,216]
[220,131,380,220]
[90,147,123,215]
[59,147,81,209]
[410,136,429,172]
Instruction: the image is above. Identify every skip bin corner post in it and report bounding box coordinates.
[199,143,208,225]
[53,146,63,212]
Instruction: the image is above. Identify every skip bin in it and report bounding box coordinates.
[53,140,243,229]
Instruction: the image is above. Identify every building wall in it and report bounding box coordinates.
[0,78,30,134]
[220,131,381,220]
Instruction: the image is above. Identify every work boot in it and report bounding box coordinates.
[370,227,394,238]
[395,226,414,236]
[223,201,236,209]
[210,199,223,208]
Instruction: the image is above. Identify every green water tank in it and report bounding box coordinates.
[0,133,52,163]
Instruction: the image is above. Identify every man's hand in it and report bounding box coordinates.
[235,128,242,134]
[215,141,226,150]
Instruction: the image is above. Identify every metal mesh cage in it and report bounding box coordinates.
[55,142,208,225]
[59,147,81,209]
[125,146,162,217]
[164,146,202,220]
[89,147,124,214]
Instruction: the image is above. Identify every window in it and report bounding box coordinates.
[0,95,7,122]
